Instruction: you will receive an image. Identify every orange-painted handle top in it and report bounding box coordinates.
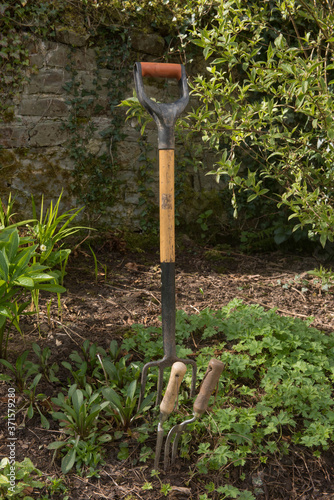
[140,62,182,81]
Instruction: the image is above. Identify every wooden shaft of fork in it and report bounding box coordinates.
[159,149,175,263]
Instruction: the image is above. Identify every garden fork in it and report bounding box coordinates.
[134,62,197,409]
[164,358,224,470]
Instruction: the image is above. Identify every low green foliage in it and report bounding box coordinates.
[49,383,111,474]
[51,383,110,440]
[2,298,334,496]
[32,343,60,384]
[0,351,39,391]
[0,351,51,429]
[0,457,45,499]
[128,299,334,495]
[102,380,154,431]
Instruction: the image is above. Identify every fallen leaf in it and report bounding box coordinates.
[125,262,138,271]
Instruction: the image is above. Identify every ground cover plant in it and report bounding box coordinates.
[1,290,334,498]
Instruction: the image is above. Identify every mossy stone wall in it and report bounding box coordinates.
[0,29,223,231]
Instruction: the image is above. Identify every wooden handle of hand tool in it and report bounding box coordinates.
[140,62,182,80]
[160,362,187,415]
[193,359,224,416]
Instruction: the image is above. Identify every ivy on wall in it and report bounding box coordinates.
[62,26,132,215]
[1,0,225,238]
[0,0,65,121]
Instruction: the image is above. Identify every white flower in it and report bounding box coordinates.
[40,244,47,252]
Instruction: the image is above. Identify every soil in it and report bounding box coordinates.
[1,235,334,500]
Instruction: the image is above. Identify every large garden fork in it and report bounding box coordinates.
[134,62,197,408]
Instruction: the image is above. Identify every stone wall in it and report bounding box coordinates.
[0,29,223,231]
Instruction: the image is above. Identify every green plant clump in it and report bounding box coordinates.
[0,457,44,499]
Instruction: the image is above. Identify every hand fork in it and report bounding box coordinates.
[154,361,187,470]
[164,358,224,470]
[134,62,197,409]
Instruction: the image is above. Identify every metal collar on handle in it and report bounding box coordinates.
[133,62,189,150]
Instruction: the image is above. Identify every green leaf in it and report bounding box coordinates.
[27,403,34,419]
[61,446,77,474]
[14,276,34,288]
[0,250,9,281]
[36,284,66,293]
[39,411,50,430]
[7,229,19,262]
[72,389,83,415]
[102,387,122,409]
[320,232,327,248]
[127,380,137,400]
[47,441,67,450]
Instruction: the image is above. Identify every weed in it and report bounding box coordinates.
[32,342,60,384]
[51,383,110,440]
[0,351,39,391]
[49,383,111,474]
[308,265,334,292]
[0,457,45,499]
[102,379,154,431]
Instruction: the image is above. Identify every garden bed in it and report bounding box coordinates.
[1,238,334,499]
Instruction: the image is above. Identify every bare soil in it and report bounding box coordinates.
[1,235,334,499]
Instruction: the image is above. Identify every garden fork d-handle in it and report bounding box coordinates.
[133,62,189,149]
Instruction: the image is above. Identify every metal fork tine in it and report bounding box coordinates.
[156,365,164,406]
[138,357,197,410]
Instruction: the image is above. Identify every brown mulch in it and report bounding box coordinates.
[1,236,334,499]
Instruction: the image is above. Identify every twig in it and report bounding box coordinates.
[191,331,198,349]
[38,313,83,343]
[105,283,161,305]
[189,304,200,313]
[99,295,134,317]
[72,475,114,499]
[103,470,144,499]
[291,287,307,302]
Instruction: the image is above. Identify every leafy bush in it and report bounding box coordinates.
[188,0,334,248]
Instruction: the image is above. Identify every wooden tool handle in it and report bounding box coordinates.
[193,359,224,416]
[140,62,182,80]
[160,362,187,415]
[159,149,175,263]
